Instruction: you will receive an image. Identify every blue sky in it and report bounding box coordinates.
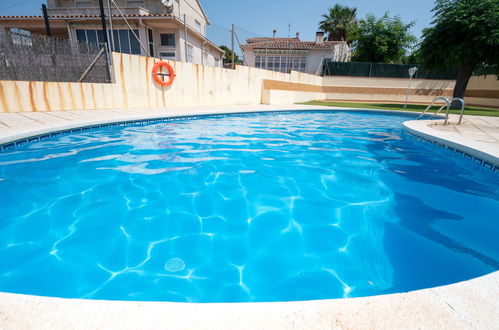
[0,0,437,48]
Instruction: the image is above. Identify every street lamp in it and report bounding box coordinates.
[404,67,418,109]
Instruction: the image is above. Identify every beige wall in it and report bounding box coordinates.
[466,75,499,107]
[0,53,319,113]
[321,75,498,108]
[323,76,455,104]
[0,53,497,113]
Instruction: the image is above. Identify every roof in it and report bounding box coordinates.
[0,14,174,19]
[246,37,300,43]
[241,39,347,50]
[0,0,211,24]
[194,0,210,25]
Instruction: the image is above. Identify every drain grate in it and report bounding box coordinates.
[164,258,186,272]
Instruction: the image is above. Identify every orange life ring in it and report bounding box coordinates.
[152,61,175,86]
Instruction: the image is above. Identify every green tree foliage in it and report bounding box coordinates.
[350,13,416,63]
[219,45,240,66]
[319,4,357,43]
[417,0,499,100]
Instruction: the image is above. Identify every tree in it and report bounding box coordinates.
[417,0,499,102]
[319,4,357,43]
[350,13,416,63]
[219,45,240,67]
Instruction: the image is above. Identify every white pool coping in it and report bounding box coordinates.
[404,118,499,167]
[0,104,498,329]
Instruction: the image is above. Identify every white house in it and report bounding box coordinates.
[241,32,350,75]
[0,0,224,67]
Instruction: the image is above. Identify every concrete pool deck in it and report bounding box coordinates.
[404,115,499,168]
[0,104,498,329]
[0,271,497,329]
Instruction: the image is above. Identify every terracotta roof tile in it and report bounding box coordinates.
[0,14,173,19]
[246,37,300,43]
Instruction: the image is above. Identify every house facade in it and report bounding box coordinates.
[241,32,350,75]
[0,0,224,67]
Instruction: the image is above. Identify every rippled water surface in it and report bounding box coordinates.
[0,111,498,302]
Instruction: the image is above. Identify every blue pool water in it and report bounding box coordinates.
[0,110,498,303]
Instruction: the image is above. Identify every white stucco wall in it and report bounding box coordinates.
[242,45,349,76]
[178,0,208,36]
[306,50,332,75]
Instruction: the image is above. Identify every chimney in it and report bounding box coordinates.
[315,31,324,44]
[272,29,277,38]
[295,32,300,39]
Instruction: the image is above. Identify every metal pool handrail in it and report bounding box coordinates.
[448,97,466,125]
[418,97,451,125]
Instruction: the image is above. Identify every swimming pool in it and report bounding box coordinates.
[0,110,497,303]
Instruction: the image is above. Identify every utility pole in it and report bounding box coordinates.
[231,24,235,69]
[98,0,113,82]
[184,14,188,62]
[106,0,114,52]
[234,31,247,66]
[98,0,109,49]
[41,4,52,37]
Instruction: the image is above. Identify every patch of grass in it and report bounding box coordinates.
[300,100,499,117]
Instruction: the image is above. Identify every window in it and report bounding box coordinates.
[75,0,92,8]
[118,30,130,53]
[255,55,262,68]
[186,44,193,62]
[267,57,274,69]
[203,51,208,65]
[9,28,32,46]
[159,52,176,60]
[215,58,220,67]
[75,29,106,53]
[195,20,202,33]
[76,29,140,55]
[147,29,154,57]
[86,30,98,50]
[113,29,140,55]
[127,0,144,7]
[160,33,176,47]
[300,57,307,71]
[75,29,87,50]
[255,55,307,73]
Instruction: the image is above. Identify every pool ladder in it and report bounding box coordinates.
[417,97,465,125]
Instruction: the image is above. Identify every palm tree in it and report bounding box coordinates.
[319,4,357,42]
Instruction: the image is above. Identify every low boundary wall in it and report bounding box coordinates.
[0,53,497,112]
[0,53,322,112]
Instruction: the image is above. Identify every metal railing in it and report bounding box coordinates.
[417,97,466,125]
[418,97,451,124]
[448,97,466,125]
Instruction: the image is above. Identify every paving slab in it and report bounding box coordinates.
[404,115,499,166]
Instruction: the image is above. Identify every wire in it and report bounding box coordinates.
[234,31,247,65]
[110,0,150,57]
[209,22,265,38]
[208,23,231,33]
[234,25,265,38]
[0,0,36,12]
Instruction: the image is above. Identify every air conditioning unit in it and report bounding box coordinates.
[161,0,174,13]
